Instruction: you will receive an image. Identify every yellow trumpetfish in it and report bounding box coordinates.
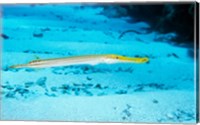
[10,54,149,69]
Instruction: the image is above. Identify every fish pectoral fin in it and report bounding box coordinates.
[103,59,117,64]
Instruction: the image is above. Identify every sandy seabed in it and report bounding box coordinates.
[0,4,197,123]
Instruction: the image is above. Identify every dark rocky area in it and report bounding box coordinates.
[100,3,198,47]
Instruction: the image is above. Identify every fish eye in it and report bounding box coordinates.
[116,56,119,59]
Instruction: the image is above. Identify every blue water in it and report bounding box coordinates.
[0,4,197,123]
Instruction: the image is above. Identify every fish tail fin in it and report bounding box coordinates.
[9,64,27,69]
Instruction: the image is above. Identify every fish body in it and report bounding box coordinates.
[10,54,149,69]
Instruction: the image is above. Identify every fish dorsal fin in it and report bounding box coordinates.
[29,55,42,64]
[29,60,41,64]
[35,55,40,60]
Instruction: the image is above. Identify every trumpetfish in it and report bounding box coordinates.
[10,54,149,69]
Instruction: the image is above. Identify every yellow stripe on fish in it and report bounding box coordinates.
[106,54,149,63]
[10,54,149,69]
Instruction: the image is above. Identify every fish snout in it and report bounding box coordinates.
[119,56,149,63]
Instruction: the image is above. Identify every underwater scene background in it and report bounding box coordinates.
[0,3,197,123]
